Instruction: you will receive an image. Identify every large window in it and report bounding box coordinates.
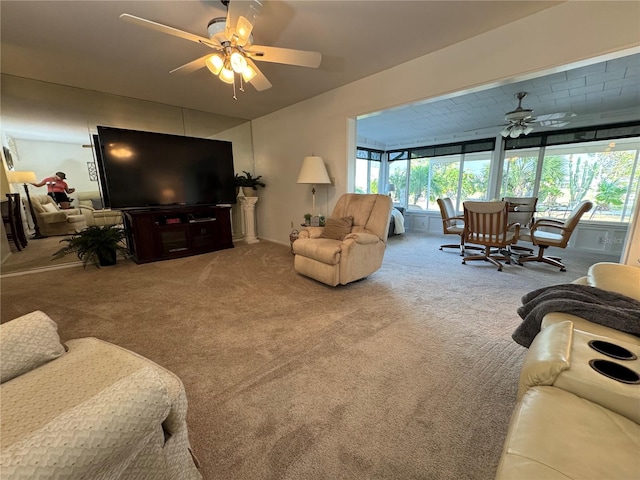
[541,139,639,221]
[359,121,640,223]
[388,140,494,211]
[355,148,383,194]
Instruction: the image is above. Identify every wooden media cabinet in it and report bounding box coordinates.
[122,205,233,264]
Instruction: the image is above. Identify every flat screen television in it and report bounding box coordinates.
[96,126,236,209]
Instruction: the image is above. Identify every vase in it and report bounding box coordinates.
[242,187,257,197]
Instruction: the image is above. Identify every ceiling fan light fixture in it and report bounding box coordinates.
[523,125,534,135]
[501,126,512,138]
[509,125,523,138]
[219,66,235,84]
[205,54,224,75]
[230,51,248,73]
[242,64,257,83]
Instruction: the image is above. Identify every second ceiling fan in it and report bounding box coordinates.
[120,0,322,98]
[501,92,576,138]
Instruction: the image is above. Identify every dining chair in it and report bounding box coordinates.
[502,196,538,255]
[2,193,27,251]
[437,198,465,254]
[517,200,593,271]
[462,200,520,271]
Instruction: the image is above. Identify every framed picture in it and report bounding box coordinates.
[3,146,14,170]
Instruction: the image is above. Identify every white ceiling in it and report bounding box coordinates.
[357,52,640,149]
[1,0,561,122]
[1,1,638,148]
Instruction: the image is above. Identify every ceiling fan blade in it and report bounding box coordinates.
[245,58,272,91]
[169,55,211,75]
[245,45,321,68]
[119,13,220,49]
[534,112,576,122]
[225,0,262,47]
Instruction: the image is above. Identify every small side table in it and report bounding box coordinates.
[289,229,300,254]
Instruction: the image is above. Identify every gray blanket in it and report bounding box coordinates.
[512,283,640,348]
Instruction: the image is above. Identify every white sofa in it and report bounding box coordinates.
[496,263,640,479]
[0,311,201,480]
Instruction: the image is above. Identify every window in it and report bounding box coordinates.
[500,137,640,222]
[388,151,408,205]
[359,121,639,224]
[355,147,383,194]
[539,139,640,222]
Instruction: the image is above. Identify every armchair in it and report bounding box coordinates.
[292,194,392,286]
[461,200,520,271]
[29,195,87,236]
[517,200,593,271]
[75,190,123,226]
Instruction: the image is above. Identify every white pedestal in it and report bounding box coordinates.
[241,196,259,244]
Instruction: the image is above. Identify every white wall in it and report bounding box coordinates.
[12,139,95,197]
[251,1,640,245]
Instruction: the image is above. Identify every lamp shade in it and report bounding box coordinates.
[7,171,37,184]
[296,156,330,185]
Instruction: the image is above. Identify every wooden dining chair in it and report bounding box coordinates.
[462,200,520,271]
[517,200,593,272]
[502,196,537,255]
[437,197,465,254]
[2,193,28,251]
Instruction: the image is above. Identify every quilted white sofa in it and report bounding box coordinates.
[496,262,640,479]
[0,311,201,480]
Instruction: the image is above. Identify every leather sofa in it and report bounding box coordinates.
[29,194,87,236]
[496,262,640,479]
[0,311,201,479]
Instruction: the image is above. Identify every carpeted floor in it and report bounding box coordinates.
[0,233,618,479]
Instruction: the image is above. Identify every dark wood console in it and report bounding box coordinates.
[122,205,233,264]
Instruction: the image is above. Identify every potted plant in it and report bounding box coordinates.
[235,171,266,197]
[52,225,128,268]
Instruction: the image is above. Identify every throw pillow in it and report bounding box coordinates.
[41,203,57,213]
[320,216,354,240]
[0,311,66,384]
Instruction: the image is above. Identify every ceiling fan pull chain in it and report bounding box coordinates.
[239,74,245,93]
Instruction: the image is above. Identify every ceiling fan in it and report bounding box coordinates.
[500,92,576,138]
[120,0,322,99]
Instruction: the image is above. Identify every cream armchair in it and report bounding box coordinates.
[293,194,392,286]
[78,205,123,227]
[75,190,123,227]
[29,194,87,236]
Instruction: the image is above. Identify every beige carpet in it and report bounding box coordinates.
[0,233,618,479]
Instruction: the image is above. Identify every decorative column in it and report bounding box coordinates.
[232,188,245,241]
[241,196,259,244]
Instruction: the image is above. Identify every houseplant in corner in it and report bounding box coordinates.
[52,225,128,268]
[235,171,266,197]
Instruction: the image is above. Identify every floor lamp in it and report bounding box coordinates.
[7,171,44,239]
[296,156,331,216]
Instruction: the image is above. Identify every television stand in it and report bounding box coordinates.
[122,205,233,264]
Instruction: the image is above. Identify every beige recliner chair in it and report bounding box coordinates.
[30,195,87,236]
[76,191,123,227]
[293,194,392,286]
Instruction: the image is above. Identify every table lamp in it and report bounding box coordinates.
[6,170,44,239]
[296,156,331,215]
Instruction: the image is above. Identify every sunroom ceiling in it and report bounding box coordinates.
[357,53,640,150]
